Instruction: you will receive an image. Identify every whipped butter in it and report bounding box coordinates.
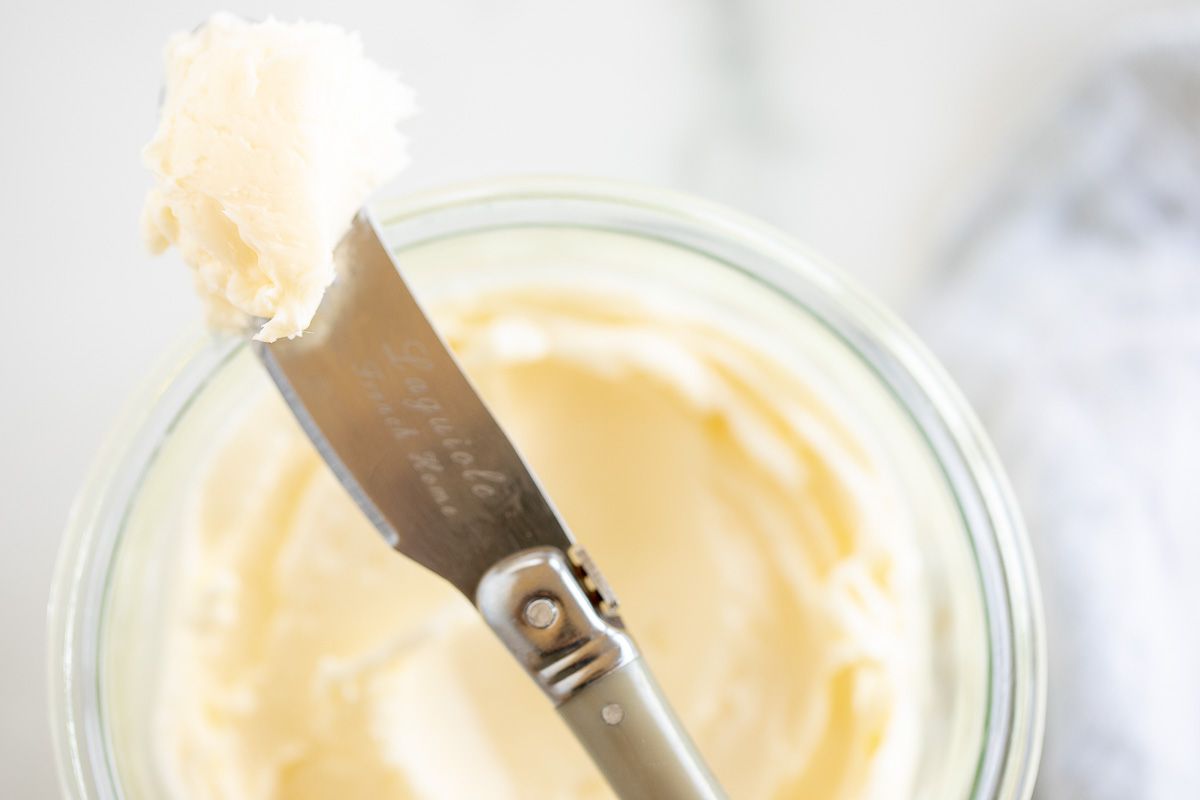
[140,16,933,800]
[158,278,927,799]
[142,14,415,341]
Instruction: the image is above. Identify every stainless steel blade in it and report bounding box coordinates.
[254,212,574,597]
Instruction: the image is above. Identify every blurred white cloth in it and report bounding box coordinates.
[919,24,1200,798]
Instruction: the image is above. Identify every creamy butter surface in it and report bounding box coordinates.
[140,15,929,799]
[141,14,414,341]
[158,285,927,799]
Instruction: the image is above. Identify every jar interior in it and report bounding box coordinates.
[99,219,990,797]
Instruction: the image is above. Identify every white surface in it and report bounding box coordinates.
[0,0,1187,795]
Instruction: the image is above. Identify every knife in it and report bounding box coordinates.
[254,211,727,800]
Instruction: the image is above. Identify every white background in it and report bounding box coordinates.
[1,0,1187,794]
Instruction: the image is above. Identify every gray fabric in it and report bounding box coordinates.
[918,28,1200,799]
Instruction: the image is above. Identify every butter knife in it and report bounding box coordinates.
[254,211,726,800]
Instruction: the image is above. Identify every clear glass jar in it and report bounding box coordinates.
[49,177,1045,799]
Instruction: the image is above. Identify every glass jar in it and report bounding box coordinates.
[48,177,1045,799]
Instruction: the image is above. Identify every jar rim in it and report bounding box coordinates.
[49,174,1046,799]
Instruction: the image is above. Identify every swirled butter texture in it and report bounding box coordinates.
[141,15,928,799]
[158,283,927,799]
[141,14,415,341]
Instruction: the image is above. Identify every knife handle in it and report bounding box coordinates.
[476,546,727,800]
[558,655,725,800]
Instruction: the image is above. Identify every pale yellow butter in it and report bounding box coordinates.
[142,16,928,799]
[157,285,926,799]
[142,13,415,341]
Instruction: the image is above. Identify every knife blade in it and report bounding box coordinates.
[256,213,573,597]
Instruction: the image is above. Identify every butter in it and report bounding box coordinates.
[141,16,930,799]
[157,284,927,799]
[141,14,415,341]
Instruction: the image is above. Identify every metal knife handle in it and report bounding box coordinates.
[558,657,725,800]
[476,547,726,800]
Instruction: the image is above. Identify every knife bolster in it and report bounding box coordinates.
[476,546,638,705]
